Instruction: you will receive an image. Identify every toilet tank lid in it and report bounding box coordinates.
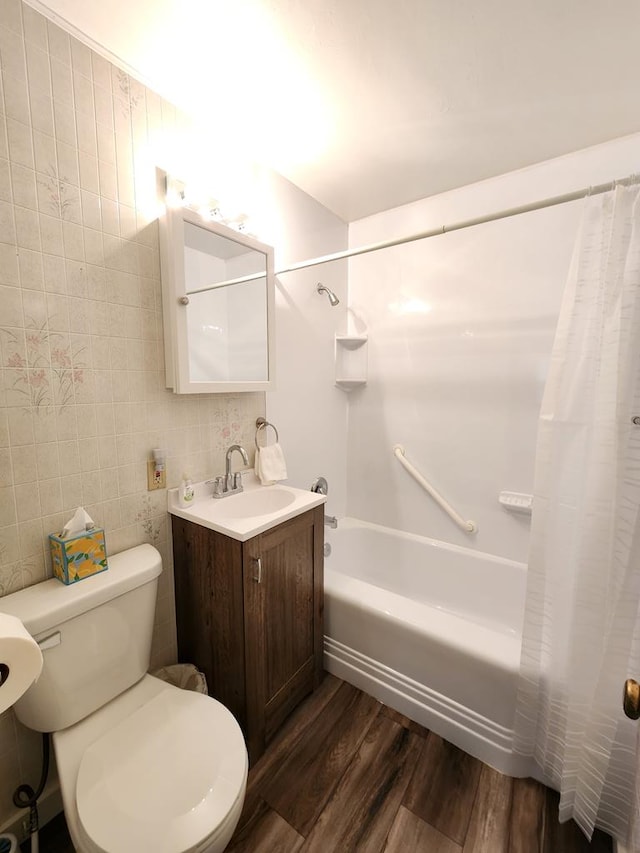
[0,544,162,636]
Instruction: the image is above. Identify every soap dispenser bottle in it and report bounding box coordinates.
[179,474,195,507]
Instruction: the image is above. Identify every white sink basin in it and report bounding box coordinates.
[167,473,326,541]
[214,488,296,520]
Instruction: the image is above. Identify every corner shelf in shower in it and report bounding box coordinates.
[335,334,368,391]
[335,334,368,348]
[498,491,533,515]
[335,378,367,391]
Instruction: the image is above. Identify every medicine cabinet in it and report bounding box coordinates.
[159,188,276,394]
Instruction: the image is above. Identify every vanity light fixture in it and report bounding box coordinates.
[178,185,252,234]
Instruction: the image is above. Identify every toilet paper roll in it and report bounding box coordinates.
[0,613,43,715]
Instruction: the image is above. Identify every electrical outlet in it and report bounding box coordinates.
[147,459,166,491]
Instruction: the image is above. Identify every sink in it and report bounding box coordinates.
[214,488,296,519]
[167,473,326,541]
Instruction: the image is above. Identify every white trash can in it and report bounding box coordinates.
[152,663,208,695]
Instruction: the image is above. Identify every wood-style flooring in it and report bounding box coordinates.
[24,674,613,852]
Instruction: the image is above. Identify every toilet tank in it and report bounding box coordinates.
[1,544,162,732]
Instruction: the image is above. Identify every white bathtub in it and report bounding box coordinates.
[324,517,532,776]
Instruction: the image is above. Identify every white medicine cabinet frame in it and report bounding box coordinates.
[159,176,276,394]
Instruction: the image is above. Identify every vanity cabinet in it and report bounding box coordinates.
[171,506,324,763]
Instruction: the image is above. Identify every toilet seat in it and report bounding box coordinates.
[75,687,247,853]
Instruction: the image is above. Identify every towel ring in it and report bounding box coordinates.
[255,417,279,449]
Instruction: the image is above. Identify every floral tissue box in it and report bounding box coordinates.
[49,528,108,584]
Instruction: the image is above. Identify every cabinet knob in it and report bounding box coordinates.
[178,296,189,305]
[253,557,262,584]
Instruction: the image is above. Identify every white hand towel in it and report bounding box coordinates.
[255,443,288,485]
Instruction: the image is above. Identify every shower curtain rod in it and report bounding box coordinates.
[276,175,640,275]
[184,176,639,295]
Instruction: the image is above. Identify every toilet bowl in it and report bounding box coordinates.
[55,675,247,853]
[1,544,248,853]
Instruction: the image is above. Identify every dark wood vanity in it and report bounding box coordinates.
[171,505,324,763]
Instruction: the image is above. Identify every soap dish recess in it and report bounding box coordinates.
[335,334,367,390]
[498,491,533,515]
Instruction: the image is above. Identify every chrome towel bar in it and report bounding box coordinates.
[255,417,279,449]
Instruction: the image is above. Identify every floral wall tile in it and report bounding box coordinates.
[0,1,269,826]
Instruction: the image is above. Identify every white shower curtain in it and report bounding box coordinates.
[514,183,640,845]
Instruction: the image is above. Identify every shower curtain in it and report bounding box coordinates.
[514,183,640,845]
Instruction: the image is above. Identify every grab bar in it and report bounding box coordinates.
[393,445,477,534]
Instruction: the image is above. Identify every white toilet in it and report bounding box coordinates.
[1,543,248,853]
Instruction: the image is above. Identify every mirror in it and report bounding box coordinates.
[183,222,270,383]
[159,198,275,393]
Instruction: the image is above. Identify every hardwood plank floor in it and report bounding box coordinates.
[301,714,422,851]
[509,777,547,853]
[384,806,463,852]
[463,765,513,852]
[225,799,305,853]
[261,682,381,836]
[403,729,483,844]
[24,673,614,852]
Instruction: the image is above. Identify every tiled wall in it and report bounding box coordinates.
[0,0,263,825]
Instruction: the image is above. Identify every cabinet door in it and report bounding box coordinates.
[243,506,324,762]
[172,516,246,728]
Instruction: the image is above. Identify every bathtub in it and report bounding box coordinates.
[324,517,532,776]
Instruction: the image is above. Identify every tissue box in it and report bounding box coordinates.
[49,528,108,584]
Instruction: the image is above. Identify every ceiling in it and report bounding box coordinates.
[31,0,640,222]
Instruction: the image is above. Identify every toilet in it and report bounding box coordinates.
[1,544,248,853]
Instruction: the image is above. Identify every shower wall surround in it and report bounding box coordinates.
[263,182,349,519]
[0,0,347,830]
[347,133,640,563]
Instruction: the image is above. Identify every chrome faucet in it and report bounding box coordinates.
[210,444,250,498]
[218,444,248,495]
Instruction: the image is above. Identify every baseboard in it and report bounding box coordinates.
[0,779,62,844]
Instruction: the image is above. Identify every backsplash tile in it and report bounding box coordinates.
[0,0,264,827]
